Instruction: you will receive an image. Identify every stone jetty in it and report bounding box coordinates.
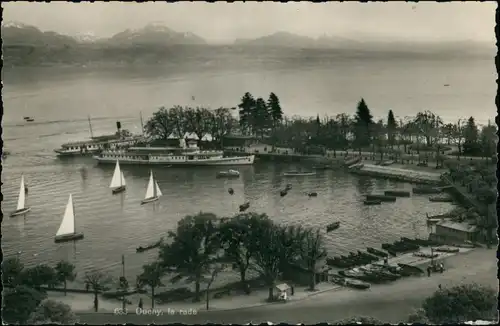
[348,163,442,185]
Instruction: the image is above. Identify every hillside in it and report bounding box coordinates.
[1,23,494,68]
[1,22,78,47]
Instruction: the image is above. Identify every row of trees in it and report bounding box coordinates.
[445,161,497,245]
[153,212,327,307]
[142,92,285,147]
[142,93,496,162]
[269,101,496,162]
[144,106,237,146]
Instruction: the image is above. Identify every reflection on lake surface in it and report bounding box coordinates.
[3,157,452,281]
[2,62,471,284]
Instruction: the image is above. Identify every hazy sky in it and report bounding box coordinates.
[2,1,496,43]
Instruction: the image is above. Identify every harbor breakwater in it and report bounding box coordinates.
[347,164,443,185]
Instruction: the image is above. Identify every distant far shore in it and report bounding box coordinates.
[2,43,492,70]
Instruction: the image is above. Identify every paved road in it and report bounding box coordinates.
[78,248,497,325]
[76,294,425,325]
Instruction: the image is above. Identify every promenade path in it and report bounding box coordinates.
[76,248,497,324]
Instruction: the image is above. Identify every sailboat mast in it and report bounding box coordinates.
[72,197,76,233]
[140,112,144,135]
[152,172,157,197]
[88,115,94,139]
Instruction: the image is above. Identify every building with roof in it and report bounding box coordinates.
[432,220,479,243]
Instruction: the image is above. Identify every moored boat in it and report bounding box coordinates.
[379,160,395,166]
[326,221,340,232]
[136,238,163,253]
[429,195,453,202]
[95,139,254,166]
[363,199,382,205]
[55,117,143,157]
[330,275,346,286]
[397,263,424,275]
[367,247,388,257]
[433,246,460,253]
[366,194,397,202]
[55,135,141,157]
[384,190,411,197]
[216,169,240,178]
[283,171,316,177]
[344,156,362,167]
[239,202,250,212]
[312,164,334,170]
[413,252,439,258]
[345,279,371,289]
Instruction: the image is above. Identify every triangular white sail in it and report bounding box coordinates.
[17,175,26,210]
[155,181,162,197]
[144,171,155,199]
[109,161,123,188]
[56,194,76,237]
[121,172,126,186]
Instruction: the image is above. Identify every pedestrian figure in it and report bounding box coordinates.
[291,285,294,296]
[138,298,143,309]
[438,284,442,290]
[427,266,431,277]
[85,282,89,292]
[439,263,444,273]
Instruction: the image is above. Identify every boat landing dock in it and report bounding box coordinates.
[348,164,442,185]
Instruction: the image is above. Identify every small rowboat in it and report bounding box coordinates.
[433,246,460,253]
[216,169,240,178]
[283,171,315,177]
[364,199,382,205]
[137,238,163,253]
[326,221,340,232]
[367,247,388,257]
[345,279,370,290]
[366,194,396,202]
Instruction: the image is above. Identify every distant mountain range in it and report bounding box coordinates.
[1,21,494,67]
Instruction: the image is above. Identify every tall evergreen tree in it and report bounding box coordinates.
[267,92,283,127]
[463,116,479,154]
[387,109,397,148]
[354,98,374,148]
[479,123,496,161]
[238,92,256,135]
[252,97,271,138]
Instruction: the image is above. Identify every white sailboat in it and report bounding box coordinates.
[10,175,31,217]
[54,194,84,243]
[110,160,126,194]
[141,170,162,205]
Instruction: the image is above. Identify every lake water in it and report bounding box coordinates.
[1,58,488,283]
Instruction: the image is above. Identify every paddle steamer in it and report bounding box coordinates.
[93,139,255,166]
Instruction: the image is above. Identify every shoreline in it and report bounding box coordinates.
[73,247,497,323]
[53,246,473,313]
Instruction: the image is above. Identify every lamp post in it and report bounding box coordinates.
[121,254,127,310]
